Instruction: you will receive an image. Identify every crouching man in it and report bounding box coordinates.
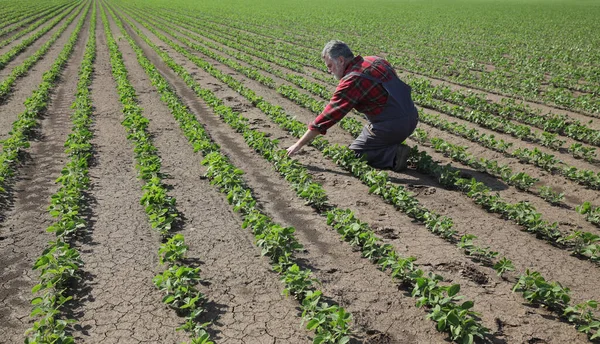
[286,40,418,171]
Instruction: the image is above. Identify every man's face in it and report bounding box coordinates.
[324,55,346,80]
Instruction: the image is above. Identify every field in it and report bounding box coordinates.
[0,0,599,343]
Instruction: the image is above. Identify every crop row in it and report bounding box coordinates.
[413,111,600,190]
[407,77,600,147]
[0,2,85,101]
[104,3,357,342]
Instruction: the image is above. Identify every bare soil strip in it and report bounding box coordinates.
[0,7,90,342]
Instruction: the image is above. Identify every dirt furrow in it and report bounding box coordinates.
[114,8,593,343]
[0,7,90,342]
[0,3,85,144]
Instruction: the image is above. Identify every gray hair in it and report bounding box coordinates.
[321,40,354,60]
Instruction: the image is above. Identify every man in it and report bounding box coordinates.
[286,40,418,172]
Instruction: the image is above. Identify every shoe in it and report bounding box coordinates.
[393,144,410,172]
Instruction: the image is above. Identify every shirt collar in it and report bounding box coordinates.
[343,55,363,77]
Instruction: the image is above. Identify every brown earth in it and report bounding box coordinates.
[0,1,599,344]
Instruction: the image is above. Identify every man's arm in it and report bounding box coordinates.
[286,129,320,156]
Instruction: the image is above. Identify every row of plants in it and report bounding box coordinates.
[411,128,544,192]
[18,2,90,343]
[410,126,600,228]
[577,203,600,228]
[412,112,600,190]
[0,2,80,70]
[106,4,354,342]
[513,270,600,340]
[119,5,600,341]
[100,4,214,342]
[0,2,86,101]
[411,86,600,155]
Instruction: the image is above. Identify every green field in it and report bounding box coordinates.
[1,0,599,343]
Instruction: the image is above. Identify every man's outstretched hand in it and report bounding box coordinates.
[286,129,320,157]
[286,143,302,156]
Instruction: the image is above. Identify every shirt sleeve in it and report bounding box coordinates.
[309,75,365,134]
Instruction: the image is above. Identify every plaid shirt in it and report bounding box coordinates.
[309,55,395,134]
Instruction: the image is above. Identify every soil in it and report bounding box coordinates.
[0,2,598,344]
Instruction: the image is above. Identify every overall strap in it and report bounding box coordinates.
[345,71,382,83]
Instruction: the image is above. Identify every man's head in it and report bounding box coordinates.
[321,40,354,80]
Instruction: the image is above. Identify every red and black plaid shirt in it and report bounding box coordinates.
[309,55,396,134]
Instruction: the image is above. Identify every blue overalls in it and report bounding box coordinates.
[347,71,419,169]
